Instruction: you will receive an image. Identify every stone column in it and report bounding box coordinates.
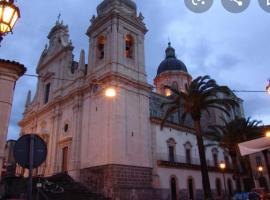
[0,59,26,178]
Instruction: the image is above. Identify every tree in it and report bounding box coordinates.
[205,117,262,192]
[161,75,238,200]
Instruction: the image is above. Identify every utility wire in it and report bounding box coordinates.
[1,71,268,93]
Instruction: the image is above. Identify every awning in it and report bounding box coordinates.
[238,137,270,156]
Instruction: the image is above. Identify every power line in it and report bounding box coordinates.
[1,71,269,94]
[232,90,267,93]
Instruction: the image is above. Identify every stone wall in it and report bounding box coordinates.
[80,164,155,200]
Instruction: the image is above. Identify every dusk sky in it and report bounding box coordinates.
[1,0,269,140]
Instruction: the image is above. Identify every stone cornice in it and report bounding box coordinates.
[87,12,147,37]
[0,59,26,78]
[37,45,74,73]
[154,71,192,85]
[18,85,89,127]
[19,72,152,126]
[150,117,196,134]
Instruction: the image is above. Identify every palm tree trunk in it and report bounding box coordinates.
[262,149,270,191]
[194,120,213,200]
[230,152,242,192]
[244,155,255,189]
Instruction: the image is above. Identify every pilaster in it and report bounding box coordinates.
[0,59,26,179]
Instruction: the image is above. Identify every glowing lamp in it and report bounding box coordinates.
[258,166,263,172]
[0,0,20,42]
[219,162,226,170]
[105,88,116,97]
[266,131,270,138]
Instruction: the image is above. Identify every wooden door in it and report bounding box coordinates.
[62,147,68,172]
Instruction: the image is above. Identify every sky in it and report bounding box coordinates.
[0,0,270,140]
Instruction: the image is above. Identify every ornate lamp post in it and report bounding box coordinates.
[220,161,229,200]
[0,0,20,42]
[0,0,22,179]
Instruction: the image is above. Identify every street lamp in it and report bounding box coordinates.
[0,0,20,42]
[105,87,116,98]
[220,161,228,200]
[258,165,264,173]
[265,131,270,138]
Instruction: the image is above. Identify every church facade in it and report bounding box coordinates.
[17,0,245,199]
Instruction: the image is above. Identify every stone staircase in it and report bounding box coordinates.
[34,173,110,200]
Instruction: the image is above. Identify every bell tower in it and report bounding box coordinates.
[80,1,153,199]
[86,0,147,83]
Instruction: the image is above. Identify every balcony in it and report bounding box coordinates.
[156,153,233,173]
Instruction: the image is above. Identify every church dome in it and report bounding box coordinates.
[97,0,137,15]
[157,43,188,75]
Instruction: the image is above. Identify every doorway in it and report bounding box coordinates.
[62,147,68,172]
[170,177,177,200]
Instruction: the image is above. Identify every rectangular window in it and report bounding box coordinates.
[169,146,175,162]
[44,83,50,104]
[186,149,191,164]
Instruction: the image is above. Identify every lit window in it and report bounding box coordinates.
[165,88,172,97]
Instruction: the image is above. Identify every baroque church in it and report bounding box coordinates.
[17,0,245,199]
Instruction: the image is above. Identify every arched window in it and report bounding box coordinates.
[212,148,219,167]
[184,141,192,164]
[227,178,233,196]
[125,34,133,58]
[97,36,106,60]
[215,178,222,196]
[170,176,178,200]
[167,138,176,162]
[187,177,195,200]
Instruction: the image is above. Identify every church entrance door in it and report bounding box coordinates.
[62,147,68,172]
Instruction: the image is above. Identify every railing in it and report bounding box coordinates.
[156,153,233,169]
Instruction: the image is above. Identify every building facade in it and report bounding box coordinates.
[17,0,246,199]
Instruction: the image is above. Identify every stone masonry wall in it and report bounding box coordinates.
[80,164,154,200]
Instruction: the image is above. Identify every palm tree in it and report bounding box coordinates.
[161,75,238,200]
[205,117,262,193]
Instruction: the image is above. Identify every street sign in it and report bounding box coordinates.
[14,134,47,169]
